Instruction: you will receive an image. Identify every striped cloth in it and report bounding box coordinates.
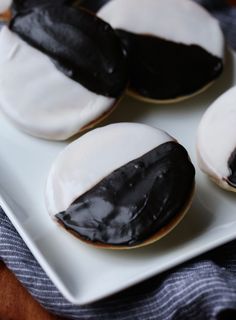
[2,208,236,320]
[1,1,236,319]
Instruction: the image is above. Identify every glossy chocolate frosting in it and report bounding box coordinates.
[227,149,236,187]
[116,30,223,100]
[10,5,128,97]
[56,142,195,247]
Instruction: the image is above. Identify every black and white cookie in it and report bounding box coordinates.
[197,86,236,192]
[81,0,224,103]
[0,4,127,140]
[46,123,195,249]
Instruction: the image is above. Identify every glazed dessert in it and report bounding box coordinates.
[197,86,236,192]
[46,123,195,249]
[0,4,127,140]
[80,0,225,103]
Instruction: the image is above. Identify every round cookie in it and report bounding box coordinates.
[197,86,236,192]
[81,0,225,103]
[0,5,127,140]
[46,123,195,249]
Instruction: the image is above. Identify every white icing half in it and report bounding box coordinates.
[45,123,174,216]
[0,0,11,13]
[98,0,224,58]
[197,86,236,182]
[0,27,115,140]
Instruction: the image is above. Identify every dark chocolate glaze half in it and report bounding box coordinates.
[56,142,195,247]
[78,0,111,13]
[227,148,236,188]
[116,30,223,100]
[10,5,128,97]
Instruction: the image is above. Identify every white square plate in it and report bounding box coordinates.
[0,50,236,305]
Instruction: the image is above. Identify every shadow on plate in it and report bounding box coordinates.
[0,155,30,222]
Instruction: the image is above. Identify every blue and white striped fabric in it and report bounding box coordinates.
[1,1,236,319]
[2,207,236,320]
